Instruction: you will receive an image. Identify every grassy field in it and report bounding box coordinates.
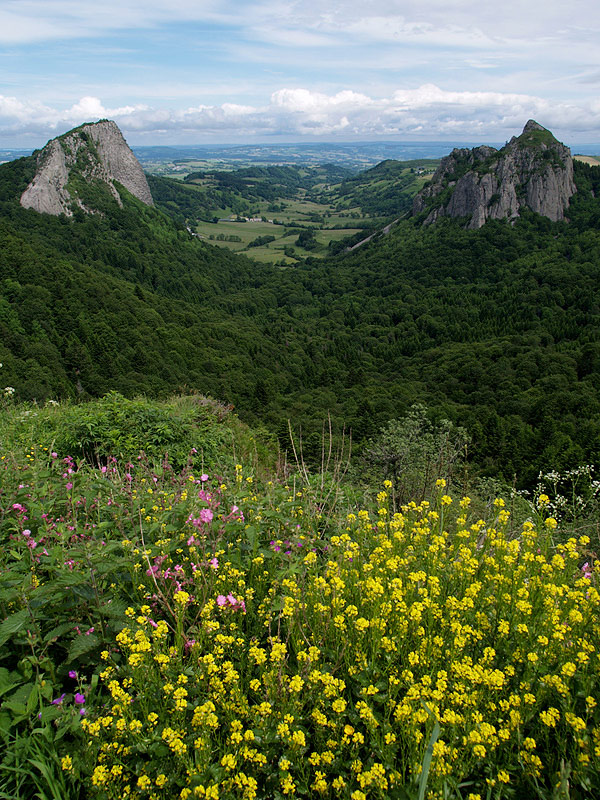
[157,160,438,263]
[195,200,364,263]
[573,155,600,166]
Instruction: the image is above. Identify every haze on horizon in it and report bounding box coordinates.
[1,0,600,148]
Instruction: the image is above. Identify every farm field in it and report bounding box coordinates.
[194,198,364,263]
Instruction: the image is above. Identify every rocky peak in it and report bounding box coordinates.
[413,121,575,229]
[20,120,154,216]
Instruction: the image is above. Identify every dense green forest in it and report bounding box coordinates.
[2,153,600,487]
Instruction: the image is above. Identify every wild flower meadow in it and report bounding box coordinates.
[0,400,599,800]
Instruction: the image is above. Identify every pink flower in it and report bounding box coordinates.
[66,482,73,490]
[200,473,209,482]
[217,594,245,612]
[199,508,213,524]
[209,558,219,570]
[234,597,246,613]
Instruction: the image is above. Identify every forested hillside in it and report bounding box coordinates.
[328,158,435,216]
[2,151,600,486]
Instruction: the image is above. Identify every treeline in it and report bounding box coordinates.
[148,175,248,222]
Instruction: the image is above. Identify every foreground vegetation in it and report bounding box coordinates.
[1,397,598,799]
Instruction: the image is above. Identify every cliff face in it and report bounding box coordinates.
[413,121,576,229]
[20,120,153,215]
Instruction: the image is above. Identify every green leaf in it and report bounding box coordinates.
[0,668,22,699]
[0,710,11,736]
[26,683,40,714]
[418,703,440,800]
[67,633,99,661]
[99,599,129,619]
[0,609,30,648]
[43,622,76,643]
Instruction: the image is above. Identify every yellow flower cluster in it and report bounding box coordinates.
[82,483,600,798]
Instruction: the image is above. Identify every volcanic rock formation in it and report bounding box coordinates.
[20,120,153,215]
[412,120,576,229]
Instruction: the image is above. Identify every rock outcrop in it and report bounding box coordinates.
[413,121,576,229]
[20,120,153,215]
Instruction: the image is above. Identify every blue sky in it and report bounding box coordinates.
[1,0,600,146]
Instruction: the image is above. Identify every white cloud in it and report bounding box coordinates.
[3,85,600,144]
[271,88,373,113]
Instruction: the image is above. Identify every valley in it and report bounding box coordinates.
[149,159,436,262]
[2,120,600,488]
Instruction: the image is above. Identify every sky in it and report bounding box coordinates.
[1,0,600,147]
